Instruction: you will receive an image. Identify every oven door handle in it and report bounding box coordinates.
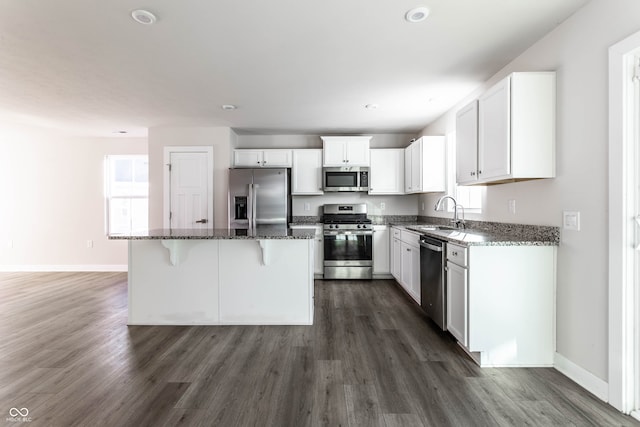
[323,231,373,236]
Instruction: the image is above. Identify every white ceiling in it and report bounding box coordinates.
[0,0,590,137]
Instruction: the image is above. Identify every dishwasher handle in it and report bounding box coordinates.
[419,240,443,252]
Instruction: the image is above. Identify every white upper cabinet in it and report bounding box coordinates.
[404,136,446,193]
[457,72,556,185]
[369,149,404,195]
[456,100,479,185]
[321,136,371,166]
[291,149,324,195]
[478,78,512,180]
[233,149,292,168]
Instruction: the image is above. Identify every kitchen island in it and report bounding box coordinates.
[109,226,315,325]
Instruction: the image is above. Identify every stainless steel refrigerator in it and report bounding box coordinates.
[228,168,291,229]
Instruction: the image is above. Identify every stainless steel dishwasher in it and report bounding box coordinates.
[419,235,447,330]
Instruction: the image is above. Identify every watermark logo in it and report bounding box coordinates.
[6,407,31,423]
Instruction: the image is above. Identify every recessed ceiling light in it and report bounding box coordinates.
[131,9,157,25]
[365,104,379,110]
[221,104,237,111]
[405,6,430,23]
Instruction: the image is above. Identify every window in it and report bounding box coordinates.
[446,131,483,214]
[105,155,148,234]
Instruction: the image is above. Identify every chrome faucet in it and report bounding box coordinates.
[434,195,465,228]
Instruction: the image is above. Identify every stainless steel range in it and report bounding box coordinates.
[323,204,373,280]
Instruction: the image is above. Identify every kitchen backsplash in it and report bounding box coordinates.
[292,193,419,217]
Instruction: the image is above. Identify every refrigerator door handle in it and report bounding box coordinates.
[252,184,259,229]
[247,183,254,231]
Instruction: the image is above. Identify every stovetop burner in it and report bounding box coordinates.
[322,203,371,225]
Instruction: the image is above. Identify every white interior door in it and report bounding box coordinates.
[609,31,640,417]
[634,55,640,418]
[164,147,214,229]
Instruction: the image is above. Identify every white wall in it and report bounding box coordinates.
[418,0,640,383]
[0,127,146,270]
[148,127,235,229]
[237,133,418,217]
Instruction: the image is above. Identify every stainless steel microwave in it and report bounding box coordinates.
[323,166,369,192]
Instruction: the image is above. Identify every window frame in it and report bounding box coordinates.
[104,155,149,234]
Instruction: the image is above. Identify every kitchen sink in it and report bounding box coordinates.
[410,224,457,231]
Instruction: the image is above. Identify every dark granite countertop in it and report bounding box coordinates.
[109,226,315,240]
[389,221,559,247]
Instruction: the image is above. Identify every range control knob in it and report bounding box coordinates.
[357,224,362,229]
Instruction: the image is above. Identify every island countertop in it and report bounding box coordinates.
[109,226,315,240]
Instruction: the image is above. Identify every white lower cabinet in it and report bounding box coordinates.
[372,225,390,275]
[446,254,468,347]
[391,231,402,281]
[390,226,420,304]
[400,241,420,303]
[289,225,323,276]
[446,243,556,367]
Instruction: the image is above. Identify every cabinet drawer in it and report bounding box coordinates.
[447,243,468,267]
[400,229,420,247]
[392,227,402,239]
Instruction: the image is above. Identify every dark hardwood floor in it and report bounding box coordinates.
[0,272,637,426]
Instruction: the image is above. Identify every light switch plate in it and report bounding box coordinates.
[563,211,581,231]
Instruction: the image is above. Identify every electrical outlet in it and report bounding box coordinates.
[380,202,386,210]
[87,240,93,248]
[304,203,311,211]
[508,199,516,214]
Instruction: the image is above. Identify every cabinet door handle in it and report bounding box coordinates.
[478,170,482,174]
[470,171,476,176]
[406,248,411,252]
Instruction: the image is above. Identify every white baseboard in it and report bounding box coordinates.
[554,352,609,402]
[631,410,640,421]
[0,265,128,272]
